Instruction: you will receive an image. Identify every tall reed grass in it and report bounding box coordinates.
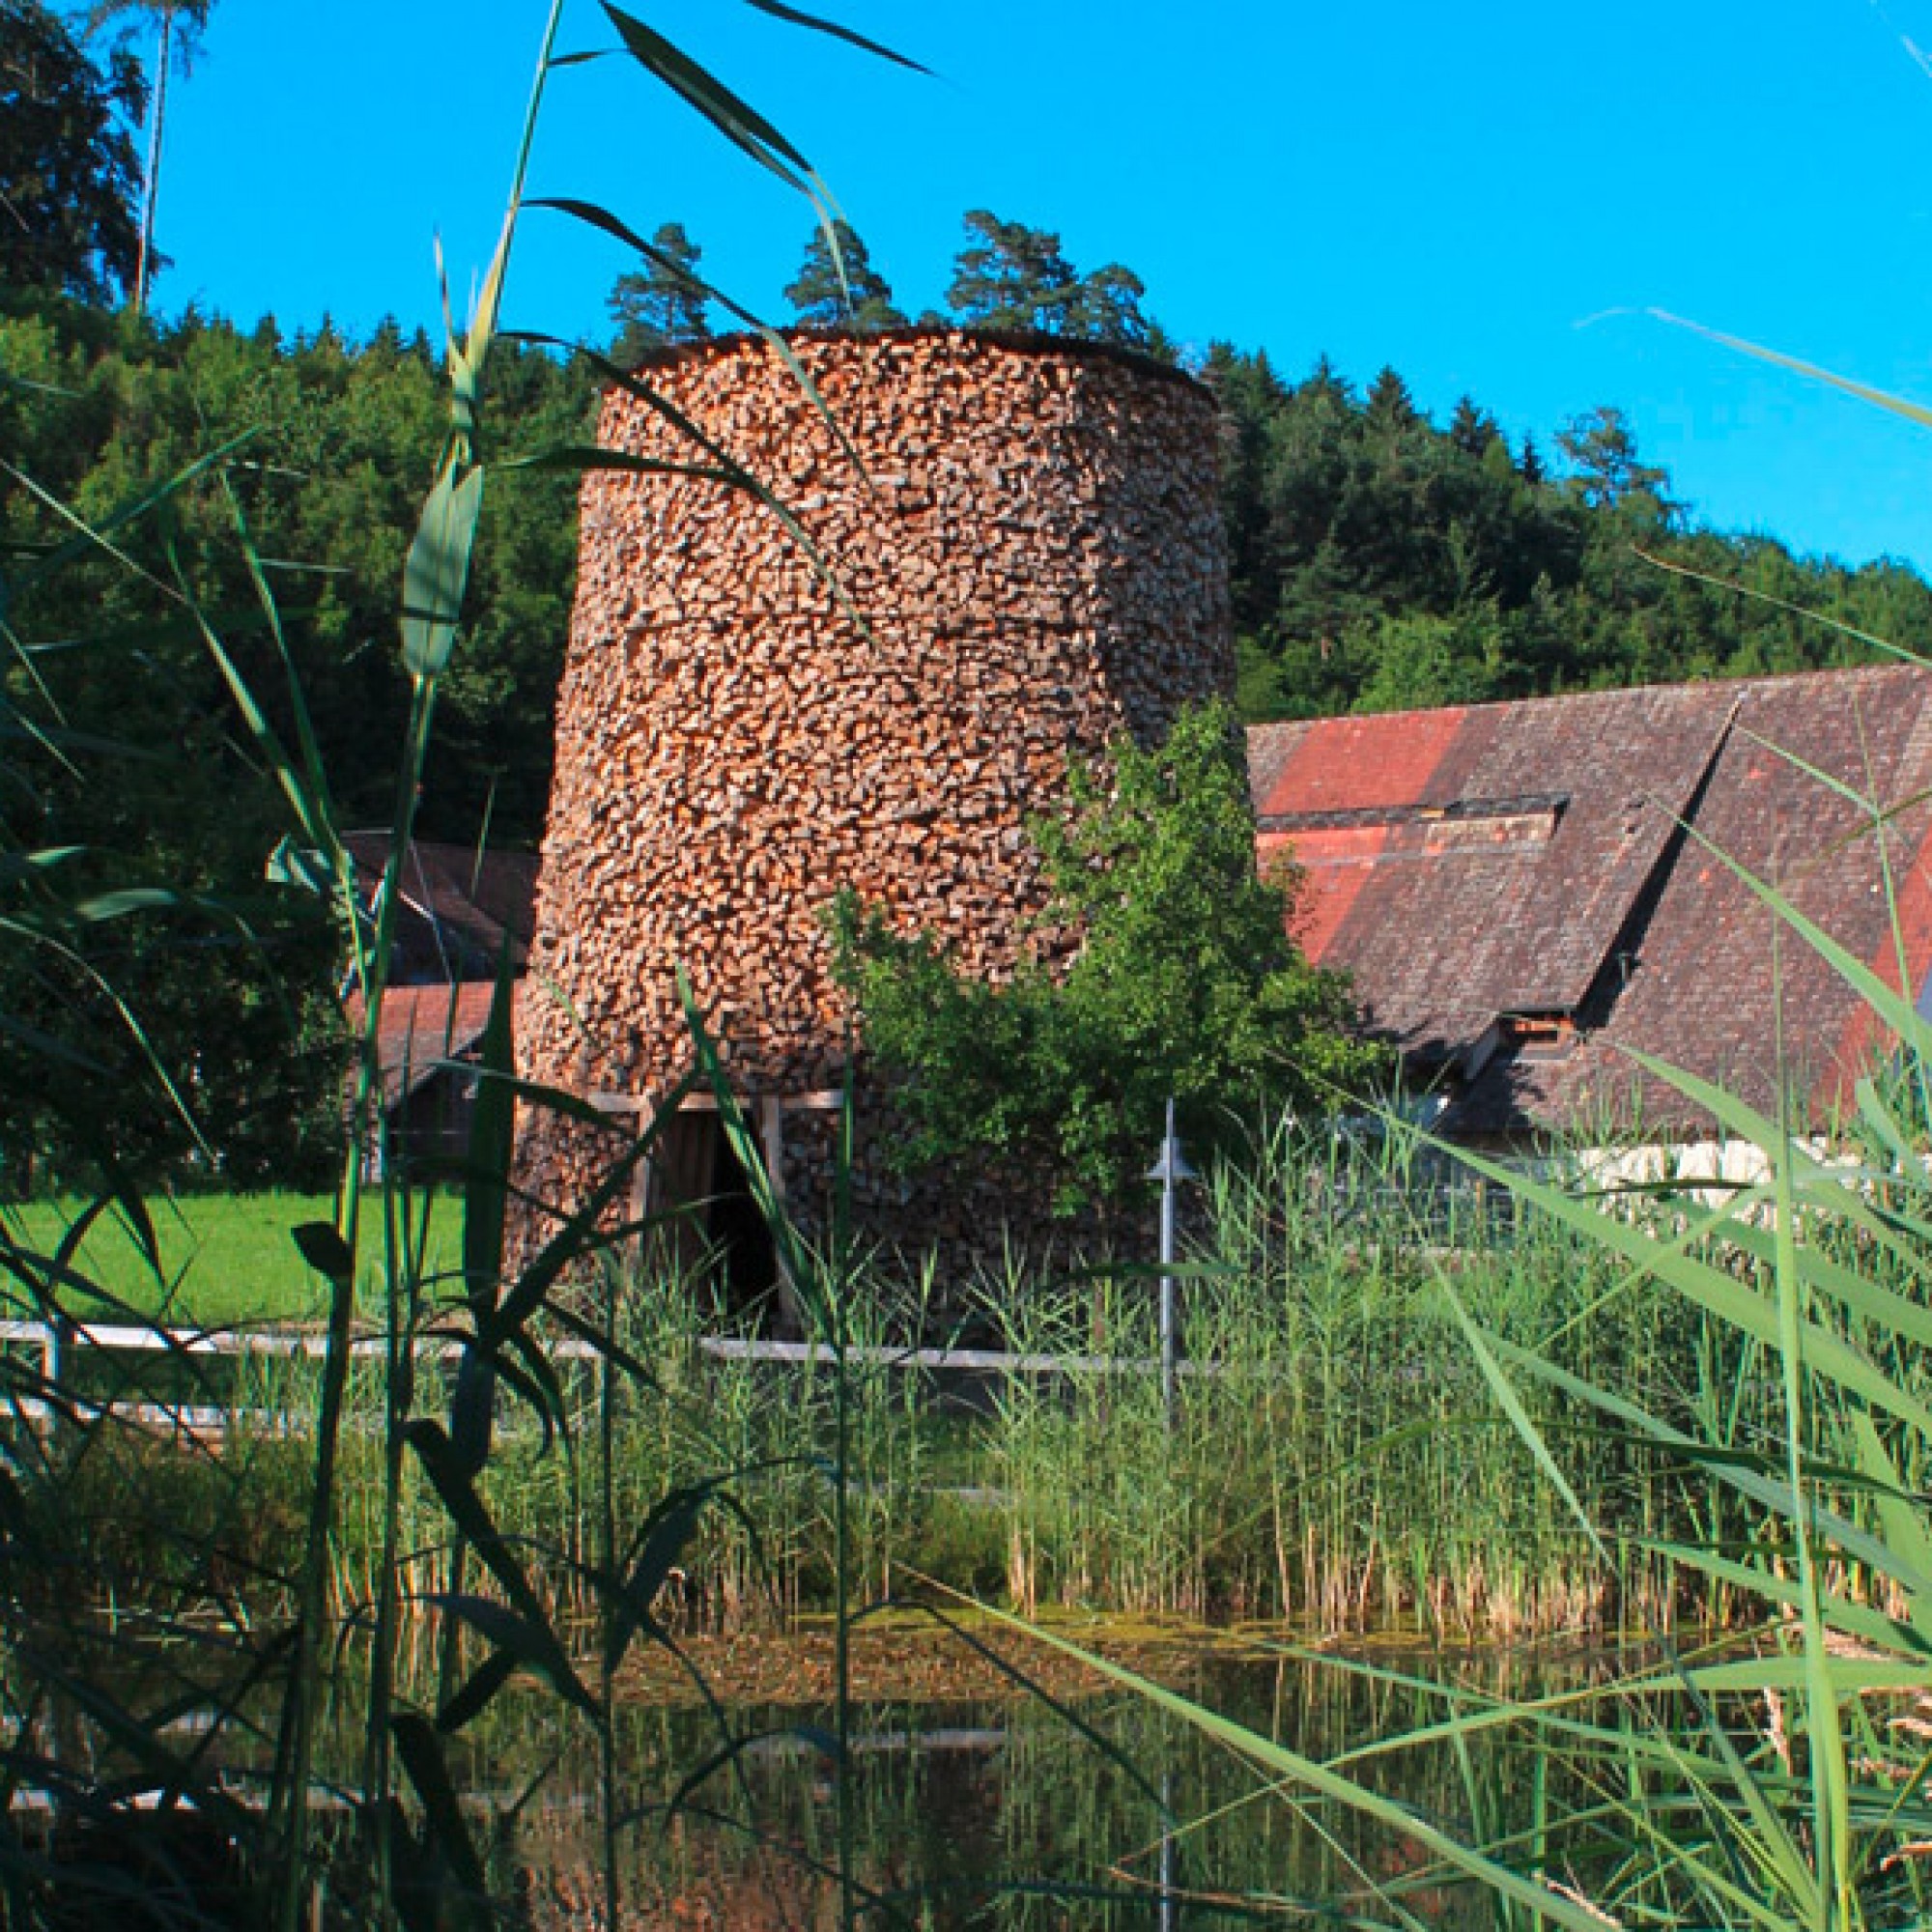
[0,2,924,1923]
[1033,708,1932,1921]
[36,1109,1806,1671]
[986,1112,1760,1636]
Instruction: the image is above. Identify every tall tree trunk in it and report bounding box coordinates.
[132,7,169,315]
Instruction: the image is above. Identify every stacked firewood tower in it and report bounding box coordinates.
[515,327,1233,1291]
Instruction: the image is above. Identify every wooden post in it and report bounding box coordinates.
[765,1093,841,1337]
[759,1095,785,1205]
[588,1092,657,1232]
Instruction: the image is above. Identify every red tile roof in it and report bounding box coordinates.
[345,981,502,1108]
[343,835,538,977]
[1248,665,1932,1137]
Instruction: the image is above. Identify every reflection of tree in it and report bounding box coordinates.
[83,0,215,313]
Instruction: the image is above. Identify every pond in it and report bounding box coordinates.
[445,1617,1627,1930]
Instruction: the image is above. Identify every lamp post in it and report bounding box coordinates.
[1159,1769,1179,1932]
[1146,1097,1196,1427]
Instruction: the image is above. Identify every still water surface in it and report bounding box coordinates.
[458,1627,1606,1929]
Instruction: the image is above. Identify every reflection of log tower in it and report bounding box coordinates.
[514,328,1234,1283]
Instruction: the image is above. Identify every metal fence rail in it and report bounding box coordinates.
[0,1319,1227,1377]
[0,1319,1235,1436]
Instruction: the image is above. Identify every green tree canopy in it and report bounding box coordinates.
[783,217,904,330]
[0,293,595,1184]
[608,219,710,362]
[831,701,1383,1215]
[0,0,144,301]
[1064,260,1158,350]
[1448,393,1501,456]
[945,209,1078,331]
[1555,405,1675,517]
[1208,345,1932,726]
[944,208,1163,351]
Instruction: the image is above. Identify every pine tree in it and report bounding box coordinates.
[1,0,145,302]
[945,210,1163,348]
[81,0,214,314]
[1449,394,1500,457]
[1364,365,1418,432]
[945,210,1079,332]
[1302,354,1356,408]
[1065,260,1155,349]
[782,218,904,329]
[1555,406,1674,516]
[607,221,711,362]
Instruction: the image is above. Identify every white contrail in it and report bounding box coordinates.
[1865,0,1932,85]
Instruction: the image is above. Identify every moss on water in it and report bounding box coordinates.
[611,1609,1259,1710]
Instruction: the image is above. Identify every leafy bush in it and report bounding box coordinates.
[831,698,1386,1212]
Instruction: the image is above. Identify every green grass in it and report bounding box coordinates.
[3,1189,458,1327]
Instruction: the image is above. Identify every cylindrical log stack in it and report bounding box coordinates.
[514,327,1233,1277]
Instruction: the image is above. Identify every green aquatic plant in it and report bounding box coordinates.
[1055,330,1932,1924]
[0,2,920,1925]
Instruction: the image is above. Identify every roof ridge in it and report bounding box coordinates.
[1242,662,1932,742]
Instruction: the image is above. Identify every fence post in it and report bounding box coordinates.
[1146,1098,1196,1430]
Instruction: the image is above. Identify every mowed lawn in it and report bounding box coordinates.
[3,1191,461,1329]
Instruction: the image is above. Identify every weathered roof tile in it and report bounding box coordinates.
[1249,666,1932,1137]
[344,981,500,1109]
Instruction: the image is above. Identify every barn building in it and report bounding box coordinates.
[341,836,538,1174]
[1248,663,1932,1144]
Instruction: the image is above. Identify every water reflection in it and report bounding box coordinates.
[19,1628,1620,1925]
[462,1637,1590,1929]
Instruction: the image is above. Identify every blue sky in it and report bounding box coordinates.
[145,0,1932,570]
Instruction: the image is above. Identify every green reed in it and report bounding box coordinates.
[1034,735,1932,1923]
[968,1114,1735,1635]
[28,1141,1804,1657]
[0,2,923,1920]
